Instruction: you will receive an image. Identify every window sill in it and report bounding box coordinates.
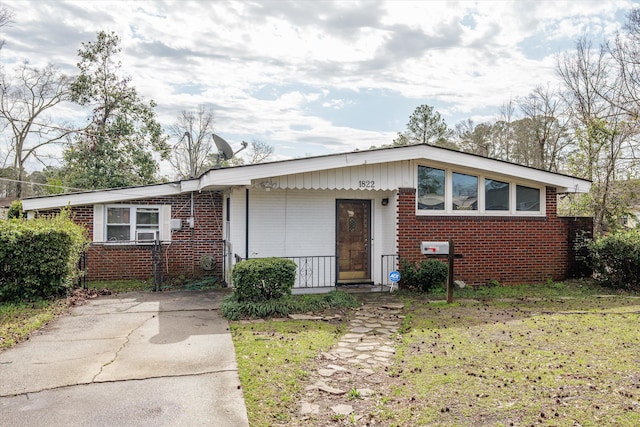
[415,211,546,218]
[92,240,171,247]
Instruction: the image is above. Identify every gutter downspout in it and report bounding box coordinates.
[190,191,195,228]
[245,188,249,260]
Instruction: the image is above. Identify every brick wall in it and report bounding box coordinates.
[66,191,224,282]
[396,187,593,285]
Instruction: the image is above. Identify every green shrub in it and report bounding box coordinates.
[232,257,297,302]
[399,258,448,292]
[399,258,418,289]
[0,209,89,302]
[7,200,23,219]
[589,230,640,290]
[221,290,359,320]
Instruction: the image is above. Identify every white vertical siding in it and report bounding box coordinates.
[229,188,248,259]
[371,193,398,284]
[248,189,335,257]
[253,160,415,191]
[228,187,398,285]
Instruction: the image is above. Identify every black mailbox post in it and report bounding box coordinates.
[421,238,459,303]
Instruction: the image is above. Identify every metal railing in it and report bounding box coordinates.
[238,255,337,289]
[380,254,399,287]
[289,255,337,288]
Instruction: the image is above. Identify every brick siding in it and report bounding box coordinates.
[396,187,593,285]
[66,191,224,282]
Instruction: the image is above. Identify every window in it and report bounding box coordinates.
[485,179,509,211]
[452,172,478,211]
[106,207,132,241]
[516,185,540,211]
[89,204,171,244]
[135,208,159,240]
[106,206,159,242]
[416,165,544,215]
[417,166,445,210]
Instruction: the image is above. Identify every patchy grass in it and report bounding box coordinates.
[231,319,346,427]
[230,280,640,426]
[377,281,640,426]
[426,279,625,301]
[0,299,69,349]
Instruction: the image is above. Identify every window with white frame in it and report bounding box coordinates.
[94,204,170,243]
[516,185,541,212]
[417,165,544,215]
[107,206,159,242]
[452,172,478,211]
[485,179,510,211]
[417,166,445,210]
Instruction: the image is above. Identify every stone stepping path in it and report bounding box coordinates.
[297,299,404,423]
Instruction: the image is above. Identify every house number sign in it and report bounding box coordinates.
[358,180,375,188]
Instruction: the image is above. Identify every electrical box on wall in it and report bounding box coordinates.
[170,218,182,231]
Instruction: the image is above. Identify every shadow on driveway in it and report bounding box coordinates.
[0,289,249,427]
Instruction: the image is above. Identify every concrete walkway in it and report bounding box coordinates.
[0,290,249,427]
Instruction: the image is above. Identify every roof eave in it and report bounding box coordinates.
[22,182,183,211]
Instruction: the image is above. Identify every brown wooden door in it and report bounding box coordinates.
[336,199,371,283]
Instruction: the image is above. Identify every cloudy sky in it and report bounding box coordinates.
[1,0,638,177]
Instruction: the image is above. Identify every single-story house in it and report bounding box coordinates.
[21,144,593,291]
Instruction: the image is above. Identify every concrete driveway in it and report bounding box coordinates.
[0,290,249,427]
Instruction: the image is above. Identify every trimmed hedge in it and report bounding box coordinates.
[231,257,297,302]
[589,230,640,290]
[0,209,89,302]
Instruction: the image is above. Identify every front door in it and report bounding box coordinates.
[336,199,371,284]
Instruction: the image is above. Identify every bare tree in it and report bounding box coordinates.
[494,99,516,163]
[0,63,72,197]
[168,105,216,178]
[557,37,639,234]
[246,139,274,164]
[517,85,571,172]
[608,8,640,119]
[0,5,15,51]
[454,119,492,157]
[606,8,640,165]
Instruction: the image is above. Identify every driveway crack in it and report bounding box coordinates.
[91,313,155,382]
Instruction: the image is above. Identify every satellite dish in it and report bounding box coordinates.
[212,133,234,160]
[211,133,250,169]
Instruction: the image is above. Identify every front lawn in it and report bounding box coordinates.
[382,283,640,426]
[230,280,640,426]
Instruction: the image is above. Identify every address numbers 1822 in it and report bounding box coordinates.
[358,180,375,188]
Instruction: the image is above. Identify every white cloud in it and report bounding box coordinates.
[1,0,637,169]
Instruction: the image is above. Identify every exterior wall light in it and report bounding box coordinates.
[261,180,278,191]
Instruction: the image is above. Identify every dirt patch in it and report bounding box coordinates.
[67,287,114,306]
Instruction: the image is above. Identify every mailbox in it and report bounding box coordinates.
[421,241,450,255]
